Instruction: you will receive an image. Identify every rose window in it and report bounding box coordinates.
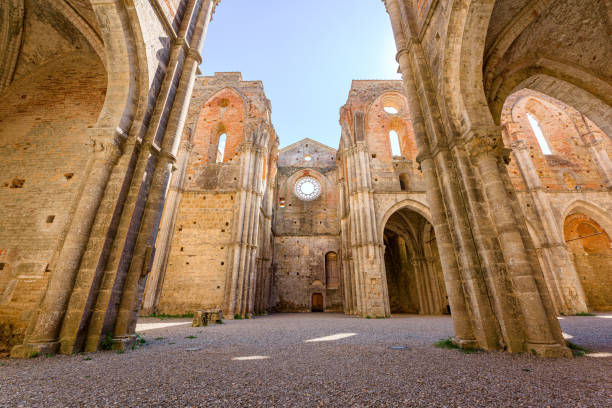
[294,177,321,201]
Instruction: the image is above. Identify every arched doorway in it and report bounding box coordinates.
[311,293,324,312]
[382,207,447,315]
[564,214,612,311]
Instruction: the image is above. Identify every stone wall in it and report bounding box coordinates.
[157,192,235,313]
[151,72,278,318]
[272,236,342,312]
[272,139,342,312]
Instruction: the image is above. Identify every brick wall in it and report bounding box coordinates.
[157,192,235,314]
[564,214,612,311]
[0,51,106,350]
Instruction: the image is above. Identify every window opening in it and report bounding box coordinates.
[384,106,398,115]
[216,133,227,163]
[389,130,401,157]
[527,114,552,155]
[294,176,321,201]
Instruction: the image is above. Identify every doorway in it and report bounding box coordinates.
[312,293,324,312]
[383,207,448,315]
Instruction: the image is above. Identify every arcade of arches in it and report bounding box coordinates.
[0,0,610,359]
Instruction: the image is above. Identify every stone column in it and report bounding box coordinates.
[385,0,570,356]
[111,0,216,342]
[413,257,437,315]
[224,136,265,318]
[141,138,192,315]
[11,130,124,358]
[467,128,570,357]
[509,136,587,314]
[345,139,389,317]
[385,0,478,348]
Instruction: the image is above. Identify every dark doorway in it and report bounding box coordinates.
[312,293,324,312]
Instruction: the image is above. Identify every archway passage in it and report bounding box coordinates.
[564,214,612,311]
[383,208,448,315]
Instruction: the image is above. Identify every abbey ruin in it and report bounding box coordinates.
[1,0,610,364]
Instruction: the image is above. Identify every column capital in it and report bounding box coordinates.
[187,47,202,64]
[90,127,127,165]
[464,126,511,164]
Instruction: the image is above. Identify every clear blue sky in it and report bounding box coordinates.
[200,0,400,149]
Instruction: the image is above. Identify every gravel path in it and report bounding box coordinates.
[1,313,610,407]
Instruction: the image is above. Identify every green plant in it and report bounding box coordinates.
[135,334,146,344]
[366,315,372,319]
[434,338,459,350]
[169,342,176,345]
[567,341,588,356]
[375,315,387,319]
[185,335,197,339]
[116,349,125,354]
[83,357,92,361]
[234,313,243,320]
[29,351,40,358]
[45,353,56,358]
[573,312,595,317]
[434,338,480,354]
[154,337,166,340]
[100,332,116,351]
[216,319,224,324]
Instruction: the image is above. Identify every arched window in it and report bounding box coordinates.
[384,106,398,115]
[389,130,401,157]
[325,252,339,289]
[526,113,552,155]
[216,133,226,163]
[399,173,409,191]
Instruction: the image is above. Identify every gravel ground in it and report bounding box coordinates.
[0,313,610,407]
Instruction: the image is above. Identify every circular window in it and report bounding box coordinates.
[294,177,321,201]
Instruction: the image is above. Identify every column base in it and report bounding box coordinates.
[59,339,81,355]
[10,342,59,358]
[112,335,136,351]
[527,342,573,358]
[453,337,480,350]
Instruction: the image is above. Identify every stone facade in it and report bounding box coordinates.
[143,72,278,318]
[1,0,610,358]
[273,139,342,313]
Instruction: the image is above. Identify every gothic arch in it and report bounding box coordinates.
[561,200,612,238]
[442,0,497,137]
[193,87,248,163]
[483,0,554,93]
[90,0,144,137]
[378,199,432,243]
[366,90,415,161]
[489,67,612,140]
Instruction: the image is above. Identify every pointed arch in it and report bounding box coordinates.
[489,66,612,140]
[378,198,432,243]
[562,200,612,237]
[365,90,415,162]
[193,86,247,163]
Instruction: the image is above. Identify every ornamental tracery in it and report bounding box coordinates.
[294,176,321,201]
